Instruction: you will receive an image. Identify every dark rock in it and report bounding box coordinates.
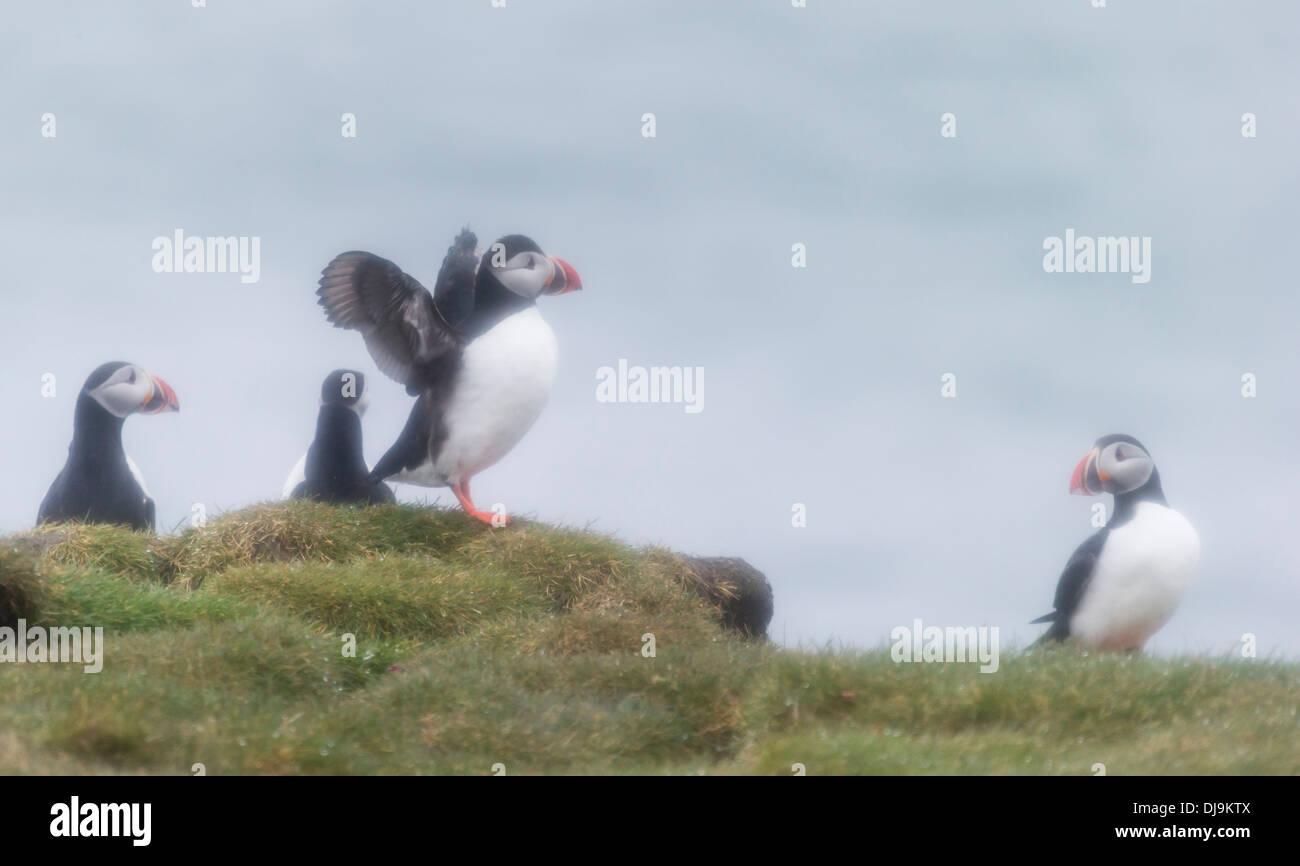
[0,548,44,630]
[681,556,774,639]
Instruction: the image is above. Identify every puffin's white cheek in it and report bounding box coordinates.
[1113,458,1153,492]
[497,268,544,298]
[90,383,143,417]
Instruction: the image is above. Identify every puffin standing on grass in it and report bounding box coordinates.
[1032,434,1199,650]
[282,369,396,505]
[38,361,180,532]
[316,228,581,525]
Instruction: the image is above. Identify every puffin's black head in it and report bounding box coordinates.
[477,234,582,299]
[1070,434,1155,496]
[82,361,179,418]
[320,369,369,415]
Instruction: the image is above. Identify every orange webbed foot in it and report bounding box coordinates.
[451,481,509,527]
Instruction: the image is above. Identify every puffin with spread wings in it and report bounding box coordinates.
[316,229,582,525]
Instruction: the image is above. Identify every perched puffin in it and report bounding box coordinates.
[1032,434,1199,650]
[38,361,179,532]
[316,228,581,525]
[282,369,395,505]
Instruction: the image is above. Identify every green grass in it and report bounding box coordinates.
[1,502,1297,775]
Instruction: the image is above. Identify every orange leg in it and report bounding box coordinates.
[450,479,509,527]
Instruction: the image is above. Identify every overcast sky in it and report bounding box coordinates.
[2,1,1296,656]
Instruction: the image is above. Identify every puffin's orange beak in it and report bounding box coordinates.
[141,373,180,414]
[543,257,583,295]
[1069,448,1098,495]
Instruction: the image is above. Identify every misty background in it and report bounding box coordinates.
[2,1,1296,656]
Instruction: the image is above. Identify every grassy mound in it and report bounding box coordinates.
[1,502,1296,775]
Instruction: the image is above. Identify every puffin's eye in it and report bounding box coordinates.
[1113,446,1127,462]
[524,255,536,270]
[127,370,137,385]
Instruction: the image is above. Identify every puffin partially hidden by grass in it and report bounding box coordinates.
[38,361,180,532]
[315,228,581,526]
[282,369,395,505]
[1032,434,1199,651]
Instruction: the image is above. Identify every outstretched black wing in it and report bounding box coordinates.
[1031,528,1108,642]
[317,251,461,395]
[432,228,480,328]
